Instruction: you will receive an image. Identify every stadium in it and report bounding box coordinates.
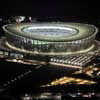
[3,22,98,55]
[1,18,100,99]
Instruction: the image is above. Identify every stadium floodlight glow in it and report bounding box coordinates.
[3,22,98,55]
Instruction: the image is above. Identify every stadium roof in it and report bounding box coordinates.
[3,22,98,42]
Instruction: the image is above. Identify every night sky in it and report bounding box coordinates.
[0,0,99,27]
[0,1,99,17]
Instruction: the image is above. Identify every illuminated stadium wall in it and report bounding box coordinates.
[3,23,98,55]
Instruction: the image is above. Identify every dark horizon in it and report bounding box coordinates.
[0,1,100,27]
[0,1,99,17]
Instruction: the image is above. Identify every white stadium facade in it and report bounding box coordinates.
[2,22,98,55]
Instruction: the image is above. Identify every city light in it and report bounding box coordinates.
[41,76,96,87]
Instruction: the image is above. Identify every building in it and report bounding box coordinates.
[2,22,98,55]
